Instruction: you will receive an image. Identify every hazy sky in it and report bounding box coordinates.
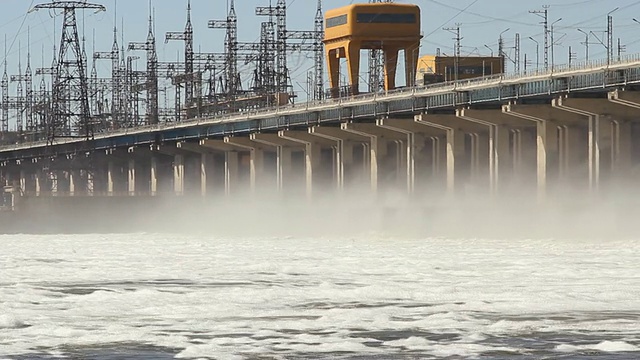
[1,0,639,89]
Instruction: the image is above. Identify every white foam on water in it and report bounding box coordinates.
[384,336,434,350]
[0,314,25,329]
[429,343,522,358]
[0,233,639,358]
[556,340,640,353]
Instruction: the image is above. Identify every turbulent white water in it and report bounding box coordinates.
[1,233,639,359]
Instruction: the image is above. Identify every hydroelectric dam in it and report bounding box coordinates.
[1,1,640,233]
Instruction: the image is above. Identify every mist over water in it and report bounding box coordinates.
[2,178,640,359]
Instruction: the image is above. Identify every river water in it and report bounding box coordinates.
[1,233,639,359]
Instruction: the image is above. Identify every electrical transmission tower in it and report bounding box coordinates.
[129,12,159,125]
[368,0,393,94]
[1,53,8,135]
[9,32,35,138]
[283,0,324,100]
[166,0,195,106]
[256,0,290,97]
[94,25,123,127]
[209,0,239,98]
[9,48,26,136]
[30,0,106,142]
[313,0,324,100]
[530,6,549,71]
[607,8,618,65]
[443,24,462,81]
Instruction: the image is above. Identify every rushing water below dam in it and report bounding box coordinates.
[1,233,639,359]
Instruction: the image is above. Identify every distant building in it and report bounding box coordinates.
[416,55,505,85]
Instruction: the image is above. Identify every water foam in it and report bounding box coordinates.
[0,314,26,329]
[0,233,639,358]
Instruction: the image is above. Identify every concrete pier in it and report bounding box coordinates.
[4,93,640,205]
[250,133,305,194]
[341,122,407,194]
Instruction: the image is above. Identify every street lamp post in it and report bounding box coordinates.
[528,37,539,70]
[550,18,562,70]
[499,28,510,72]
[484,44,494,57]
[607,7,619,64]
[577,28,589,62]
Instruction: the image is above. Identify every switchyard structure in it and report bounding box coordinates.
[4,1,640,220]
[1,0,325,142]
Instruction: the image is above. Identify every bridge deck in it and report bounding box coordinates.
[2,54,640,161]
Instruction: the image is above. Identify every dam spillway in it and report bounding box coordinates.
[2,57,640,208]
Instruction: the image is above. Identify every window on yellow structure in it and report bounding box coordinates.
[326,14,348,28]
[355,13,416,24]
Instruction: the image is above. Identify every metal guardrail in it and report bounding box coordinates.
[3,54,640,153]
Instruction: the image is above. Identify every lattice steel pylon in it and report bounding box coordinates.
[209,0,239,97]
[10,37,34,136]
[94,25,122,127]
[256,0,288,95]
[30,1,106,142]
[129,12,159,125]
[166,0,194,105]
[313,0,324,100]
[367,0,393,93]
[1,50,8,134]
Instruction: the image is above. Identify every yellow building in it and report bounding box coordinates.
[324,3,422,97]
[416,55,505,85]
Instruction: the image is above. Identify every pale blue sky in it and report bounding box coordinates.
[1,0,640,91]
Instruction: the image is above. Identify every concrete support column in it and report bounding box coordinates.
[370,135,380,193]
[309,126,370,193]
[503,103,591,201]
[469,133,486,186]
[608,90,640,186]
[69,171,77,196]
[377,118,442,194]
[173,154,185,196]
[251,149,265,191]
[458,108,533,194]
[341,123,406,194]
[85,170,94,196]
[279,130,337,199]
[511,129,521,173]
[50,172,58,196]
[128,159,136,196]
[225,151,239,196]
[447,130,466,194]
[34,171,42,196]
[415,114,486,195]
[150,157,158,196]
[19,170,26,194]
[553,96,629,192]
[431,136,443,180]
[309,132,344,191]
[277,147,292,191]
[224,136,269,193]
[250,133,304,193]
[612,120,632,174]
[200,153,209,197]
[538,121,558,196]
[588,118,600,189]
[107,161,115,196]
[405,135,415,193]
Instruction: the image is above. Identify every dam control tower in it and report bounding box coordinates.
[324,3,422,98]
